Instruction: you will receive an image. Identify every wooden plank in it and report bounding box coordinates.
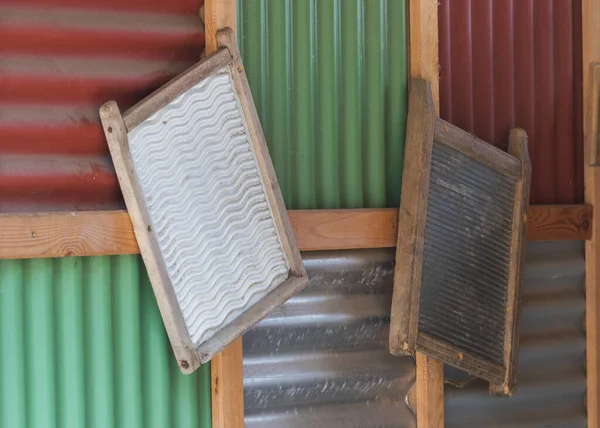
[583,0,600,426]
[389,78,436,356]
[589,64,600,166]
[415,352,444,428]
[434,119,522,180]
[204,2,244,427]
[409,0,439,115]
[204,0,236,54]
[0,205,592,260]
[289,208,398,251]
[409,0,442,425]
[527,205,593,241]
[100,101,202,373]
[490,128,531,397]
[211,337,244,428]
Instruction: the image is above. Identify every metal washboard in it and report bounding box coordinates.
[389,78,531,396]
[99,28,308,374]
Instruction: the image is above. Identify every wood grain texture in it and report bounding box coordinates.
[289,208,398,251]
[417,333,505,384]
[434,119,522,180]
[100,101,201,374]
[211,337,244,428]
[0,206,591,260]
[589,64,600,166]
[527,205,592,241]
[583,0,600,425]
[490,128,532,397]
[409,0,439,115]
[206,5,244,428]
[389,78,436,356]
[416,352,444,428]
[204,0,235,54]
[408,1,443,425]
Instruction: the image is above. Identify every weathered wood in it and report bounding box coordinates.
[583,0,600,425]
[0,206,591,260]
[99,101,200,374]
[434,119,522,180]
[389,78,436,356]
[490,128,532,397]
[417,333,505,384]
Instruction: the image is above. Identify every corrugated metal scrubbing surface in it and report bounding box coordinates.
[419,142,515,364]
[128,68,289,347]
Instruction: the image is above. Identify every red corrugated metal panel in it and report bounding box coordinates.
[0,0,205,212]
[438,0,583,204]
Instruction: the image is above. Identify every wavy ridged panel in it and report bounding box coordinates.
[419,142,515,364]
[0,256,211,428]
[0,0,205,212]
[129,69,289,347]
[238,0,408,209]
[244,243,586,427]
[445,241,586,427]
[243,250,416,428]
[438,0,583,204]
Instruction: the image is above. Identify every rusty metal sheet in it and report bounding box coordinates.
[438,0,583,204]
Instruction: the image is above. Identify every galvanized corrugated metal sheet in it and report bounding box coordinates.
[438,0,584,204]
[445,241,586,427]
[238,0,409,209]
[243,249,416,428]
[245,242,586,427]
[0,255,211,428]
[0,0,205,212]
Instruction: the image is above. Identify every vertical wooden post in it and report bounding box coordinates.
[204,1,245,427]
[409,0,444,427]
[583,0,600,426]
[204,0,236,54]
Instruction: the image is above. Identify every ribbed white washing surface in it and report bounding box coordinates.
[127,68,290,347]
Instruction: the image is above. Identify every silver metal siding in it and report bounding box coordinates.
[243,249,416,428]
[244,241,586,427]
[445,240,586,427]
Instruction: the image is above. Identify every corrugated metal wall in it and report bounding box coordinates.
[244,242,587,427]
[438,0,584,204]
[238,0,409,209]
[243,249,416,428]
[1,3,212,427]
[0,0,205,212]
[0,256,211,428]
[445,241,586,427]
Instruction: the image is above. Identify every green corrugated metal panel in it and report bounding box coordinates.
[238,0,409,209]
[0,256,211,428]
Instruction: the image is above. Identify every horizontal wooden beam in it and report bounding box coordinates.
[0,205,592,260]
